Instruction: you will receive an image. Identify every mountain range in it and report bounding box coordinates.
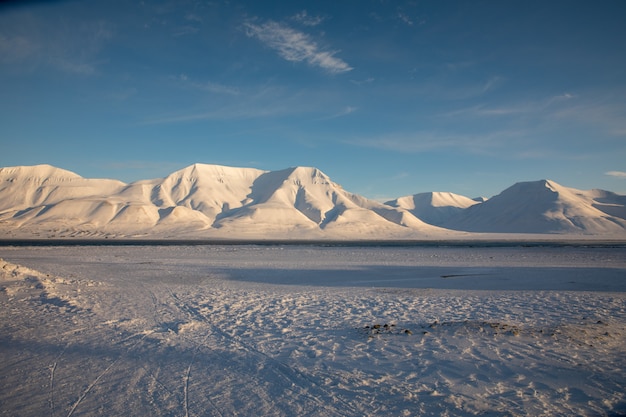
[1,164,625,239]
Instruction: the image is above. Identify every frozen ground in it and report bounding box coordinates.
[1,244,626,416]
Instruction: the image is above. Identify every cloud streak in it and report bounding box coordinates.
[316,106,357,121]
[344,130,522,155]
[0,17,113,75]
[244,20,352,74]
[176,74,240,95]
[606,171,626,178]
[291,10,326,27]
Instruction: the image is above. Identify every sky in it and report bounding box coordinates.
[1,0,625,199]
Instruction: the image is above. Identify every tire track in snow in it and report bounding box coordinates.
[182,333,225,417]
[64,332,152,417]
[65,358,118,417]
[164,289,229,417]
[49,344,69,417]
[166,290,284,416]
[147,288,224,417]
[167,289,360,417]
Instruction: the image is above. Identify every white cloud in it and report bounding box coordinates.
[605,171,626,178]
[244,20,352,74]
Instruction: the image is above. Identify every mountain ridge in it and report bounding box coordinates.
[443,179,626,234]
[1,164,625,239]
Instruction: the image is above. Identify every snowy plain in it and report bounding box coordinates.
[1,243,626,416]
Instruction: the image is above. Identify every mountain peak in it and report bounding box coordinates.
[541,179,561,191]
[503,179,565,196]
[285,166,333,186]
[0,164,82,182]
[174,163,264,176]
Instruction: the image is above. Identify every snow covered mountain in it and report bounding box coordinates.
[0,164,443,239]
[386,192,480,227]
[442,180,626,234]
[0,165,625,239]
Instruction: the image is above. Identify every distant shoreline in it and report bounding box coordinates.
[1,238,625,248]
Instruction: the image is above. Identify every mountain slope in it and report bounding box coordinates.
[0,164,125,212]
[444,180,626,234]
[0,164,444,239]
[1,166,625,238]
[386,192,480,227]
[209,166,442,237]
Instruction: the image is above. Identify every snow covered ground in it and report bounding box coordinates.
[1,244,625,416]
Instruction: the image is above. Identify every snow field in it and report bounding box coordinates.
[1,245,625,416]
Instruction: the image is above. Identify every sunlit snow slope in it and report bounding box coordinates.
[386,192,480,227]
[0,164,443,239]
[1,165,625,238]
[444,180,626,234]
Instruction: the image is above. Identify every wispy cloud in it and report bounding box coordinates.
[140,85,308,125]
[107,88,138,101]
[176,74,240,95]
[350,77,375,86]
[0,18,113,75]
[397,12,414,26]
[291,10,326,27]
[444,91,576,119]
[141,107,287,125]
[414,75,504,101]
[337,106,357,116]
[549,95,626,134]
[244,20,352,74]
[344,130,522,155]
[317,106,357,120]
[193,81,240,95]
[360,127,615,163]
[185,13,203,23]
[173,25,200,37]
[0,34,39,63]
[391,172,410,180]
[605,171,626,178]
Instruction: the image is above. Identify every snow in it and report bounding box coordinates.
[0,164,449,239]
[1,244,625,416]
[446,179,626,234]
[2,164,625,239]
[386,192,480,227]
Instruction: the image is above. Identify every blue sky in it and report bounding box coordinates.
[1,0,625,199]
